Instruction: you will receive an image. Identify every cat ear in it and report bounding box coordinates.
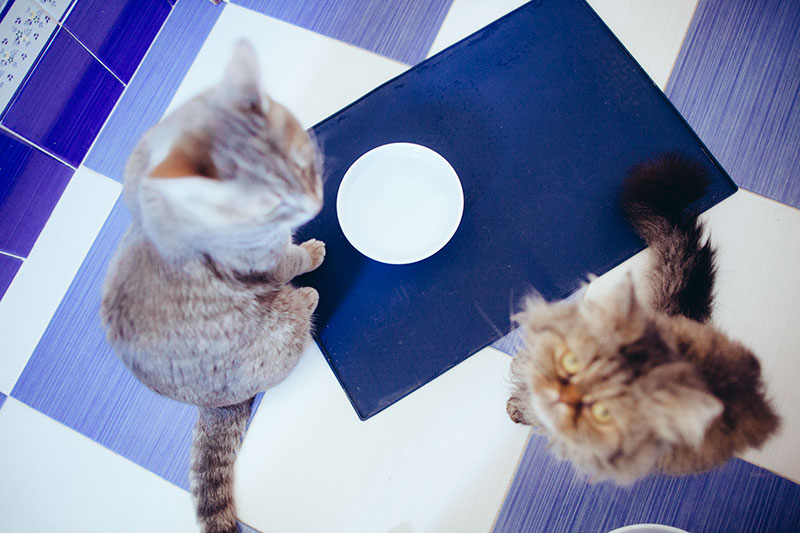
[224,40,262,98]
[646,364,723,448]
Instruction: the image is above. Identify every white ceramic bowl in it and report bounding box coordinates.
[607,524,689,533]
[336,142,464,264]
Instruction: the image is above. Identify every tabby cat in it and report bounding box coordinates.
[506,155,779,483]
[101,41,324,532]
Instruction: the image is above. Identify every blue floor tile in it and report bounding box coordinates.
[237,522,261,533]
[11,198,196,489]
[64,0,172,83]
[83,0,222,182]
[494,435,800,532]
[232,0,452,65]
[666,0,800,208]
[0,253,23,301]
[0,129,74,257]
[1,28,124,167]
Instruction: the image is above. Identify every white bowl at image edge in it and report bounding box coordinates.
[336,142,464,265]
[607,524,689,533]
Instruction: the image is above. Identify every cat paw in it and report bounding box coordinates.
[296,287,319,313]
[506,398,530,425]
[301,239,326,271]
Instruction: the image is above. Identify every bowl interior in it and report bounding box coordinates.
[337,143,464,264]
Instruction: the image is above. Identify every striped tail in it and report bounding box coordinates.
[621,154,717,322]
[190,399,252,533]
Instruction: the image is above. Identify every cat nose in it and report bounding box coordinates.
[559,383,582,407]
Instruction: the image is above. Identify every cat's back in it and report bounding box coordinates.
[100,226,273,399]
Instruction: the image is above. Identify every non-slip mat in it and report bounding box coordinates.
[493,434,800,531]
[296,0,738,419]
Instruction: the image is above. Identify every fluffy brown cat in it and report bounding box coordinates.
[101,42,324,532]
[506,155,779,484]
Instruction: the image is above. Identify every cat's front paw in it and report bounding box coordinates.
[296,287,319,314]
[301,239,326,271]
[506,397,530,425]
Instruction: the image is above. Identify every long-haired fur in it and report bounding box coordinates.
[507,155,779,484]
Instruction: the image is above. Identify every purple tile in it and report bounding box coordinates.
[666,0,800,208]
[232,0,453,65]
[0,252,23,300]
[1,28,124,167]
[64,0,172,83]
[83,0,222,182]
[494,435,800,531]
[11,198,197,489]
[0,129,74,257]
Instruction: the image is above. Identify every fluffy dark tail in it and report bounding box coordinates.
[621,154,717,322]
[190,400,253,533]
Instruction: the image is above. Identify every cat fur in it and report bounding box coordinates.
[506,154,779,484]
[100,41,324,532]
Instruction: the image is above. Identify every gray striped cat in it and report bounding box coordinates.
[101,41,324,533]
[507,155,779,483]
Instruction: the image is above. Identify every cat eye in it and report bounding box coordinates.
[590,401,613,423]
[559,350,583,375]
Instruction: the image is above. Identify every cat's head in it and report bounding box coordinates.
[509,277,723,483]
[126,40,322,261]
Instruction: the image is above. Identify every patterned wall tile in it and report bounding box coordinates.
[0,129,74,257]
[1,28,123,167]
[494,434,800,532]
[11,198,197,489]
[0,0,58,115]
[64,0,172,83]
[231,0,453,65]
[83,0,222,182]
[33,0,74,21]
[666,0,800,208]
[0,252,22,300]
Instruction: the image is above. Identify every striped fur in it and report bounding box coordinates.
[191,402,252,533]
[100,41,324,531]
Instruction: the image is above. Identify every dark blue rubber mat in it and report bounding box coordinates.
[296,0,737,419]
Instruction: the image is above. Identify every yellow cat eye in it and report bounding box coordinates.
[559,349,583,375]
[590,402,613,424]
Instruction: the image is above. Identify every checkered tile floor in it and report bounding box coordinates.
[1,1,798,531]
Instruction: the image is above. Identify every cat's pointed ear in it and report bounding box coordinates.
[647,364,723,448]
[224,40,262,98]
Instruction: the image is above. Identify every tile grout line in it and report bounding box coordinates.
[0,250,25,261]
[0,123,76,169]
[78,0,185,176]
[59,25,127,86]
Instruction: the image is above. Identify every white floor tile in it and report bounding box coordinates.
[586,190,800,483]
[0,167,120,393]
[586,0,699,89]
[0,397,198,532]
[235,343,531,533]
[166,4,409,129]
